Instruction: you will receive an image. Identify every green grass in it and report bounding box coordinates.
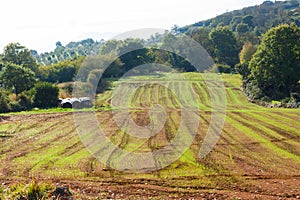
[0,180,53,199]
[0,107,73,115]
[226,116,300,162]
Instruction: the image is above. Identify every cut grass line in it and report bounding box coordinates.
[245,112,300,137]
[226,117,300,163]
[262,111,300,130]
[229,113,288,142]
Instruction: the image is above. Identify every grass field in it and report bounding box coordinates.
[0,73,299,199]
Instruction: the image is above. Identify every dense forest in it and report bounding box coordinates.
[0,0,300,113]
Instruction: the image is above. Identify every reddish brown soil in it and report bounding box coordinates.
[0,112,299,199]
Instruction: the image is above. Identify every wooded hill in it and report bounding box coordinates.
[32,1,300,66]
[179,0,300,34]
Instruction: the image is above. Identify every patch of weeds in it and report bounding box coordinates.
[2,181,53,200]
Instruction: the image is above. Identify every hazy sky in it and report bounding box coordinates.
[1,0,266,53]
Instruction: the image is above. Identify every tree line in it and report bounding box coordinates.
[1,22,300,112]
[179,0,300,38]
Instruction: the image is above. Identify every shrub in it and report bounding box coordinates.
[0,91,10,113]
[211,63,232,73]
[62,83,73,95]
[32,82,59,108]
[8,101,22,112]
[72,82,93,97]
[18,93,32,111]
[96,79,111,93]
[2,181,53,200]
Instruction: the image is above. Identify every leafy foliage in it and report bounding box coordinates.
[0,90,10,113]
[0,63,37,96]
[246,24,300,100]
[239,42,256,65]
[2,43,39,75]
[211,63,231,73]
[0,181,53,200]
[187,27,214,56]
[32,82,59,108]
[39,57,84,83]
[180,0,300,37]
[1,1,300,111]
[209,26,239,67]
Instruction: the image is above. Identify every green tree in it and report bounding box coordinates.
[239,42,256,65]
[209,26,239,67]
[0,91,10,113]
[161,33,197,72]
[99,40,122,55]
[236,23,250,34]
[32,82,59,108]
[188,27,214,56]
[2,43,39,75]
[46,64,76,83]
[77,54,123,81]
[242,15,254,28]
[0,63,37,96]
[236,42,256,78]
[247,24,300,100]
[87,69,111,93]
[116,38,146,72]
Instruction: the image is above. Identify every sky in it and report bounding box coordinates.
[1,0,267,53]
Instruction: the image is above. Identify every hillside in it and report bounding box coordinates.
[0,73,299,199]
[179,0,300,34]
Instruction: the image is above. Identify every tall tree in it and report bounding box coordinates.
[117,38,146,72]
[239,42,256,65]
[188,27,214,56]
[236,42,256,79]
[2,43,39,75]
[247,24,300,99]
[0,63,37,96]
[209,26,239,67]
[99,40,122,55]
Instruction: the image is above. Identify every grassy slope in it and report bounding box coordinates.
[0,73,299,198]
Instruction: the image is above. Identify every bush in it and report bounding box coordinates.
[72,82,93,97]
[0,91,10,113]
[18,93,32,111]
[1,181,53,200]
[8,101,24,112]
[96,79,111,93]
[32,82,59,108]
[211,63,232,73]
[62,83,73,95]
